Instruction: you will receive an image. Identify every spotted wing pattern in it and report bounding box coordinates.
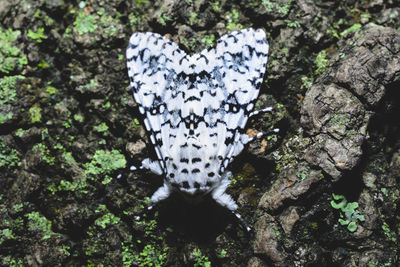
[126,28,269,211]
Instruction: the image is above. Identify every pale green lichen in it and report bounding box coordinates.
[0,75,24,124]
[74,11,98,35]
[84,149,126,185]
[29,105,42,123]
[26,211,55,240]
[0,28,27,73]
[27,28,47,43]
[0,140,20,168]
[331,194,365,232]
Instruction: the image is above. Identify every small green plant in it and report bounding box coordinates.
[84,149,126,184]
[340,23,362,37]
[226,9,242,31]
[60,245,71,257]
[331,193,365,232]
[382,222,397,243]
[94,122,109,134]
[296,167,309,181]
[74,114,84,122]
[0,139,20,168]
[0,75,24,123]
[159,10,172,26]
[285,19,301,28]
[45,85,58,95]
[0,28,27,73]
[189,12,198,26]
[73,11,98,35]
[314,50,328,75]
[27,28,47,43]
[32,143,55,165]
[137,244,167,267]
[192,249,211,267]
[0,228,15,245]
[201,34,215,47]
[95,212,120,229]
[13,203,23,212]
[26,211,55,240]
[129,13,138,25]
[218,249,227,258]
[211,1,220,12]
[261,0,293,16]
[29,105,42,123]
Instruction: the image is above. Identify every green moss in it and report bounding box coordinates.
[45,85,58,95]
[295,166,309,181]
[261,0,293,16]
[32,143,55,165]
[29,105,42,123]
[159,9,172,26]
[3,257,23,267]
[94,208,120,229]
[314,50,328,75]
[0,28,27,74]
[138,244,167,267]
[84,149,126,185]
[26,211,55,240]
[331,194,365,232]
[189,12,198,26]
[211,1,220,12]
[285,19,301,28]
[340,23,362,37]
[60,245,71,257]
[0,140,20,168]
[27,28,47,43]
[48,178,88,195]
[0,228,15,245]
[0,75,24,124]
[218,249,227,259]
[200,34,215,47]
[94,122,109,133]
[226,9,242,31]
[382,222,397,243]
[74,114,84,122]
[84,79,98,89]
[37,59,50,69]
[98,12,121,37]
[192,249,211,267]
[74,11,98,35]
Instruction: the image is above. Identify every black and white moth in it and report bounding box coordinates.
[126,28,272,227]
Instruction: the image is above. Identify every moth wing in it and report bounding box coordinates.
[199,28,269,171]
[126,32,186,173]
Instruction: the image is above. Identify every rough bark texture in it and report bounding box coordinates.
[0,0,399,266]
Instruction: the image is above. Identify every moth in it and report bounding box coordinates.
[126,28,274,228]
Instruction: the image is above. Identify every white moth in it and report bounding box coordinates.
[126,28,272,227]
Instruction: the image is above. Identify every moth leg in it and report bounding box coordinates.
[212,172,251,231]
[116,158,163,179]
[224,128,279,167]
[211,172,238,211]
[140,158,163,175]
[234,212,251,232]
[248,106,273,118]
[150,183,171,204]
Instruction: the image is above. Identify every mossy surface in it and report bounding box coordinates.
[0,0,399,266]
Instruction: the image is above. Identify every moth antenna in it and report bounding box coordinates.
[249,106,273,118]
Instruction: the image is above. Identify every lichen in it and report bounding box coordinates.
[0,28,27,74]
